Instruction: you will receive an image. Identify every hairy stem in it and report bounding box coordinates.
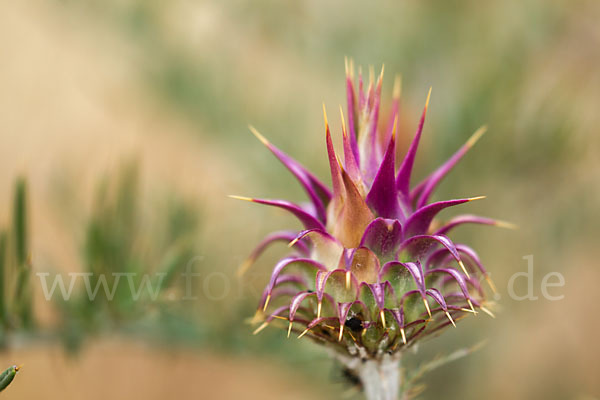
[356,357,401,400]
[334,352,401,400]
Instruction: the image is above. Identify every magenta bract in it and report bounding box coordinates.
[235,63,504,357]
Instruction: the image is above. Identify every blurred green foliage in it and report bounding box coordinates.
[55,163,205,352]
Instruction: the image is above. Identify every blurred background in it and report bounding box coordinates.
[0,0,598,398]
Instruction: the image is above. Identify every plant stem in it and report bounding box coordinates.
[356,357,401,400]
[334,352,401,400]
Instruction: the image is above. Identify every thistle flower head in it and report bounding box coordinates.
[235,63,506,358]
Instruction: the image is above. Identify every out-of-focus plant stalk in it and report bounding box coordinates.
[0,232,6,327]
[13,178,32,329]
[337,353,401,400]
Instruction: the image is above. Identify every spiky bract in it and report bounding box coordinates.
[236,62,503,359]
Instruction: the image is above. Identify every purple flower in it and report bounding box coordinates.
[233,62,509,360]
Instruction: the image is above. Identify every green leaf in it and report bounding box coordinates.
[0,365,20,392]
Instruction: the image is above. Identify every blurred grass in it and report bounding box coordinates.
[0,0,598,399]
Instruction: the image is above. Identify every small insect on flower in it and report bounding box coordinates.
[232,60,511,360]
[345,317,363,332]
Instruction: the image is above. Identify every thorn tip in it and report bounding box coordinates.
[236,259,253,277]
[288,236,301,248]
[459,260,471,279]
[495,220,518,230]
[263,294,271,312]
[380,310,387,329]
[345,271,351,290]
[339,105,347,134]
[480,306,496,318]
[466,125,487,148]
[423,297,432,317]
[393,75,402,99]
[248,125,269,145]
[446,311,456,327]
[468,196,487,202]
[228,195,254,202]
[467,299,478,314]
[485,275,498,294]
[253,322,268,335]
[322,103,329,128]
[425,87,432,109]
[298,327,310,339]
